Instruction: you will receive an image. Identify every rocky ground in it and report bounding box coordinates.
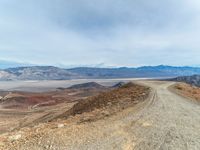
[1,81,200,150]
[172,82,200,103]
[0,82,109,134]
[0,82,150,150]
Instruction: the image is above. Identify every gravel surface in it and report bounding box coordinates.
[1,81,200,150]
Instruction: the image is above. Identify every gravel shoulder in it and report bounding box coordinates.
[169,83,200,104]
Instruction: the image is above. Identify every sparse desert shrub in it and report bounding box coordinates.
[176,85,183,90]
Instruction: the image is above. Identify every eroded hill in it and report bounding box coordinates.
[0,82,150,150]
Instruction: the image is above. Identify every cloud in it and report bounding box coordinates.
[0,0,200,67]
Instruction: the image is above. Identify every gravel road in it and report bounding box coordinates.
[130,81,200,150]
[3,81,200,150]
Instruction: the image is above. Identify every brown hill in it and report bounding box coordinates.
[60,82,150,120]
[112,82,127,88]
[67,82,106,90]
[0,84,108,109]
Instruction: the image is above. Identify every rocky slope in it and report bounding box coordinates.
[0,82,150,150]
[2,81,200,150]
[173,83,200,102]
[0,82,109,135]
[0,82,108,110]
[170,75,200,87]
[60,82,150,120]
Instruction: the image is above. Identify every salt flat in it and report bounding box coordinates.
[0,78,149,92]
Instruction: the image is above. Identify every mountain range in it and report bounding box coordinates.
[1,65,200,80]
[171,75,200,87]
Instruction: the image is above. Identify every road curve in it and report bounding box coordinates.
[3,81,200,150]
[131,81,200,150]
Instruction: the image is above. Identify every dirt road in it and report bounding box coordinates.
[3,81,200,150]
[130,81,200,150]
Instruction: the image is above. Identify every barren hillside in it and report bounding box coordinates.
[0,82,150,150]
[0,81,200,150]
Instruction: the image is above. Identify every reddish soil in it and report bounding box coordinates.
[0,83,109,134]
[60,82,150,121]
[173,83,200,102]
[0,88,108,110]
[0,82,151,149]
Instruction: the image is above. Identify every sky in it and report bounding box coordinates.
[0,0,200,67]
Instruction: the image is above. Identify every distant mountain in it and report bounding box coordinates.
[1,66,81,80]
[0,70,16,80]
[0,65,200,81]
[67,65,200,79]
[171,75,200,87]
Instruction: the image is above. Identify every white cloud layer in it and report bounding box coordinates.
[0,0,200,67]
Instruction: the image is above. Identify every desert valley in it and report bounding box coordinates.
[1,0,200,149]
[0,68,199,149]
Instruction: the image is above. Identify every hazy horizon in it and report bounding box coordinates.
[1,59,200,69]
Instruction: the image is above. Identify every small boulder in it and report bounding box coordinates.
[57,124,64,128]
[9,134,22,142]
